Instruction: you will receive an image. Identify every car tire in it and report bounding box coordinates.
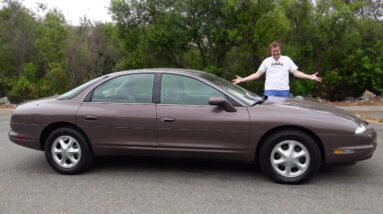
[260,130,321,184]
[44,127,94,174]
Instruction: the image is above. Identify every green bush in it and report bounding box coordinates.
[7,77,39,104]
[7,63,41,103]
[21,63,39,83]
[0,77,12,97]
[40,63,71,97]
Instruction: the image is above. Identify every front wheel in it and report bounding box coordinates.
[44,127,94,174]
[260,130,321,184]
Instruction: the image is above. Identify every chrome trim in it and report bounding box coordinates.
[337,145,375,150]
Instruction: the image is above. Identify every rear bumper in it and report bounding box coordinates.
[9,122,44,151]
[9,130,41,150]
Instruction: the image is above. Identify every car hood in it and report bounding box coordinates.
[259,97,363,124]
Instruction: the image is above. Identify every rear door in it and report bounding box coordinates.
[77,73,157,156]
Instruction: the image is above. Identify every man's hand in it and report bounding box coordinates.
[232,75,243,85]
[293,70,322,82]
[232,71,264,84]
[309,72,322,82]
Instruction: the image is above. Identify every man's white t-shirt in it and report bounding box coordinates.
[258,56,298,90]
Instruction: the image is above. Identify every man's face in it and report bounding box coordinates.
[271,46,281,59]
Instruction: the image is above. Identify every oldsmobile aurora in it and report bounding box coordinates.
[9,69,377,184]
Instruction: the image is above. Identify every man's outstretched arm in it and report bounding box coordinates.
[232,70,264,84]
[292,70,322,82]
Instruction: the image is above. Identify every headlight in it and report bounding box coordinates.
[355,123,367,134]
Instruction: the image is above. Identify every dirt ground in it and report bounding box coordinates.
[322,97,383,106]
[0,104,16,109]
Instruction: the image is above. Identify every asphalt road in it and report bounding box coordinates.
[1,110,382,213]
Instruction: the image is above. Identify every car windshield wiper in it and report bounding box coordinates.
[252,95,268,106]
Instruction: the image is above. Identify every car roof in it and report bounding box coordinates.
[107,68,207,78]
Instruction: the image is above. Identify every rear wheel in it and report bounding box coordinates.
[44,127,94,174]
[260,130,321,184]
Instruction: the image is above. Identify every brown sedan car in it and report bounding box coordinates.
[9,68,377,184]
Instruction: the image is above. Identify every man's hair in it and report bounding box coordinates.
[269,41,281,50]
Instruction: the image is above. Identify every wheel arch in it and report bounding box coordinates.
[255,125,325,164]
[40,122,93,153]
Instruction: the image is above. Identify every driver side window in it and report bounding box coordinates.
[91,74,154,103]
[161,74,225,105]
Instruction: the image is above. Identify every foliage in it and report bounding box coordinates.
[41,63,72,96]
[7,62,39,103]
[0,0,118,103]
[0,0,383,103]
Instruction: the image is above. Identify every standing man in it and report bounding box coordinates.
[232,42,321,98]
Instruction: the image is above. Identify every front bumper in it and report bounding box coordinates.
[321,127,377,164]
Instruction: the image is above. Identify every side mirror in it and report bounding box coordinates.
[208,97,237,112]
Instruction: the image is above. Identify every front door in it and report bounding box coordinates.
[156,73,250,159]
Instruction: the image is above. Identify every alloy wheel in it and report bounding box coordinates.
[51,135,82,169]
[270,140,310,178]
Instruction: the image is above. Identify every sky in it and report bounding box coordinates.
[20,0,112,25]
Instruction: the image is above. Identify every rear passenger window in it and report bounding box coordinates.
[91,74,154,103]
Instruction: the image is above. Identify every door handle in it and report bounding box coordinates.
[84,115,98,121]
[160,117,176,123]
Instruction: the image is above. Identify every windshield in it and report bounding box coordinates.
[57,76,106,100]
[202,73,261,105]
